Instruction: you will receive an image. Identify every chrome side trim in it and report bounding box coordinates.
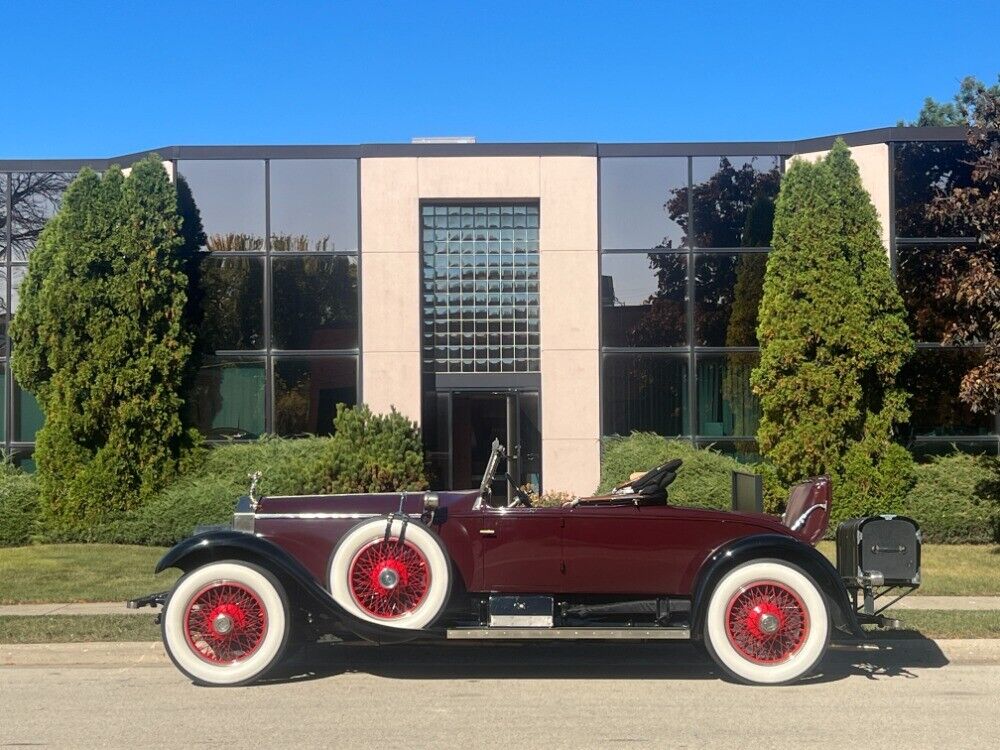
[254,512,424,520]
[446,627,691,640]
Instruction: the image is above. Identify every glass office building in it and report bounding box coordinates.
[0,127,989,491]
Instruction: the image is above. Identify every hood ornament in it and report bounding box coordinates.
[248,471,262,510]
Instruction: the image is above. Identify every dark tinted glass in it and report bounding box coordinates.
[9,172,74,261]
[601,253,687,347]
[272,256,358,350]
[602,354,688,436]
[274,357,357,435]
[695,439,760,464]
[694,252,767,346]
[269,159,358,253]
[518,392,542,492]
[0,174,7,255]
[13,376,44,442]
[177,161,265,251]
[186,358,265,439]
[0,267,7,356]
[689,156,780,248]
[901,348,993,437]
[0,363,6,441]
[197,256,264,351]
[896,243,970,343]
[894,141,975,238]
[911,441,998,460]
[600,158,688,250]
[696,353,760,437]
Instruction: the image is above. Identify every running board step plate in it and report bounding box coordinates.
[447,627,690,640]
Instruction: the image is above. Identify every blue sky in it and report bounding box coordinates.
[4,1,998,158]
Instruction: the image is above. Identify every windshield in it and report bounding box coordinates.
[478,438,504,504]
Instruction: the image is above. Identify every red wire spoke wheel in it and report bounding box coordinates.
[184,581,269,664]
[348,539,431,619]
[724,581,809,664]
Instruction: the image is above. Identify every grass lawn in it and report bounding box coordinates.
[881,610,1000,639]
[817,541,1000,596]
[0,614,160,643]
[0,544,178,605]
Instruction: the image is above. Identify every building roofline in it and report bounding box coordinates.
[0,126,970,170]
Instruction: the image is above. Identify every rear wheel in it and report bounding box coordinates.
[161,561,290,686]
[703,559,829,685]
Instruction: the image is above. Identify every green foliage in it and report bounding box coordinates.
[899,75,1000,126]
[598,433,760,511]
[312,404,428,494]
[904,453,1000,544]
[10,158,197,536]
[752,140,915,514]
[0,463,41,547]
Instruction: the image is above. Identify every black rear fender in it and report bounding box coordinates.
[690,534,863,642]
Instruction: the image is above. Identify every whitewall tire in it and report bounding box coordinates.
[329,518,451,630]
[703,559,829,685]
[162,561,290,686]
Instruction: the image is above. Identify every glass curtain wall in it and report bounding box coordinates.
[177,158,360,439]
[599,154,782,460]
[892,140,998,456]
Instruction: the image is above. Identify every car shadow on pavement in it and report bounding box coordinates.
[259,636,949,687]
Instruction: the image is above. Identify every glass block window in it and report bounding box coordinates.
[421,203,540,373]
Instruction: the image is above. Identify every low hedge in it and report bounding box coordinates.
[905,453,1000,544]
[0,463,40,546]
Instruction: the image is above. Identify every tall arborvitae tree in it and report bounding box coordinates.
[11,157,196,533]
[752,140,915,517]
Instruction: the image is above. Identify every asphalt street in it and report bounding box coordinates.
[3,640,999,749]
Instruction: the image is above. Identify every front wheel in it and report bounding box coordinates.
[161,560,290,686]
[703,559,829,685]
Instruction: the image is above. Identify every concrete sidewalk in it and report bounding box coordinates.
[2,595,999,617]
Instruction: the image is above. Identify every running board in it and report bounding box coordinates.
[447,626,690,640]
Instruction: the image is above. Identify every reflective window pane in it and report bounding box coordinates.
[0,267,7,356]
[600,157,688,250]
[694,252,766,346]
[269,159,358,253]
[911,441,998,460]
[696,353,760,437]
[602,354,688,437]
[894,141,976,238]
[177,161,265,251]
[901,348,993,437]
[197,256,264,351]
[896,243,968,343]
[186,358,265,439]
[13,377,44,443]
[0,363,6,441]
[9,172,74,261]
[274,357,357,436]
[694,439,761,464]
[601,253,687,347]
[690,156,780,248]
[272,256,358,350]
[0,174,7,255]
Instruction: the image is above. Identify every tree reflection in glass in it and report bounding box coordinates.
[271,254,358,350]
[8,172,75,261]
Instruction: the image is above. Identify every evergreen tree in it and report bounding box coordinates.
[11,157,196,533]
[751,140,915,518]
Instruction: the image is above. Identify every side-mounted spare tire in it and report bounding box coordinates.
[329,517,451,631]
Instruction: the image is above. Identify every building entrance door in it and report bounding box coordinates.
[425,391,541,500]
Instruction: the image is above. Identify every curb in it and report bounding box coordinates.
[2,638,999,669]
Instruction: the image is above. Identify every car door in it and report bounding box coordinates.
[480,506,565,593]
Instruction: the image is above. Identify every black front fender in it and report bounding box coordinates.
[690,534,863,641]
[156,530,421,644]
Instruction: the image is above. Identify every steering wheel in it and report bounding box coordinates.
[508,483,533,508]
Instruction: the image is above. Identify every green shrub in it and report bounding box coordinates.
[903,453,1000,544]
[0,463,41,547]
[310,405,427,494]
[12,158,199,537]
[598,433,760,511]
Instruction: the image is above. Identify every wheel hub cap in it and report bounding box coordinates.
[725,581,809,664]
[349,539,430,619]
[184,582,268,664]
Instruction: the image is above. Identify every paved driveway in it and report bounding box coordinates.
[2,640,998,749]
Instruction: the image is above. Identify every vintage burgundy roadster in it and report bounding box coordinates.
[130,441,921,686]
